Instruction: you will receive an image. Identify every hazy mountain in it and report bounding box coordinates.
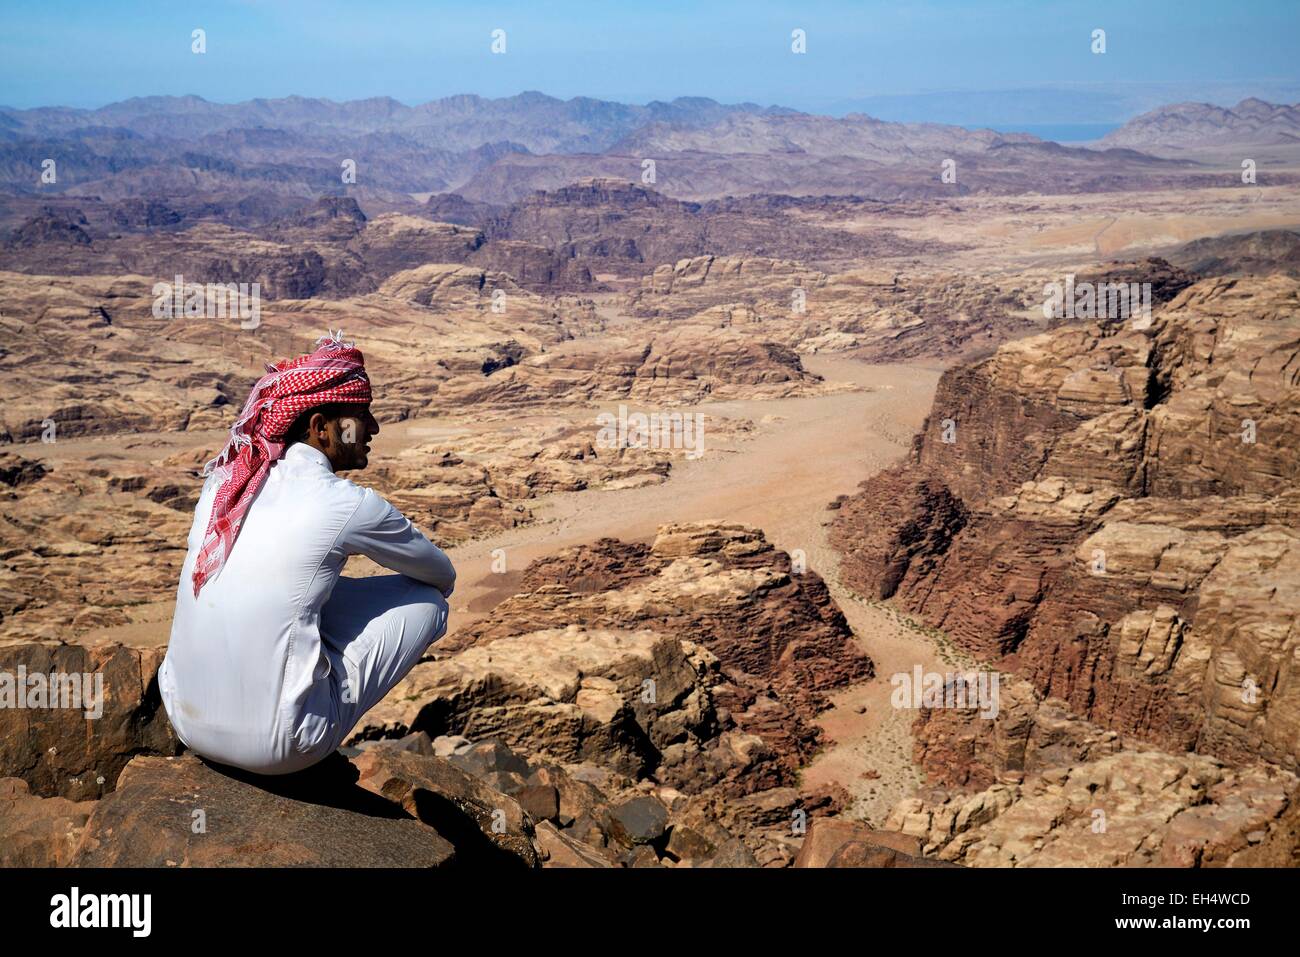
[1100,98,1300,151]
[0,90,1255,207]
[612,111,1041,160]
[0,91,787,154]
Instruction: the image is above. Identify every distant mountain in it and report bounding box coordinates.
[611,111,1040,160]
[0,91,787,155]
[1100,98,1300,151]
[0,90,1247,208]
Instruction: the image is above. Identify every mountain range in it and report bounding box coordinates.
[1,92,1297,211]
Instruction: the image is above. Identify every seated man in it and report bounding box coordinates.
[159,332,456,775]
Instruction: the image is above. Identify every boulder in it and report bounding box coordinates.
[0,641,180,800]
[533,820,615,868]
[606,795,669,849]
[349,748,540,868]
[70,754,456,867]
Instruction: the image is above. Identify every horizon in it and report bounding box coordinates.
[3,0,1299,125]
[3,87,1296,146]
[8,86,1298,114]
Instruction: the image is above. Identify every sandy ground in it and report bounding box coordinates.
[835,182,1300,272]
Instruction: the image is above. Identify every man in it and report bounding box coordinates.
[159,331,456,775]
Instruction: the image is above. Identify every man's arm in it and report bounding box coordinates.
[343,488,457,595]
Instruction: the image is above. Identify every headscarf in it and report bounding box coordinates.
[191,330,372,597]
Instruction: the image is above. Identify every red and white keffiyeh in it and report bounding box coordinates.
[191,331,372,597]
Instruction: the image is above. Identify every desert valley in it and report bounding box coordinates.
[1,89,1298,870]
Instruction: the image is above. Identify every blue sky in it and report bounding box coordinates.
[2,0,1298,119]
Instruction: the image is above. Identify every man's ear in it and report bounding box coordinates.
[307,411,331,445]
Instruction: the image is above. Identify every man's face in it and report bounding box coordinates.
[325,405,380,471]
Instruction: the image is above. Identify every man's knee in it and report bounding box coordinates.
[408,583,449,648]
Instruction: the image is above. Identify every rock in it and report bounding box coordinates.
[606,795,670,848]
[71,755,456,867]
[1101,100,1300,152]
[354,623,721,783]
[910,674,1130,790]
[831,276,1300,773]
[627,254,1035,362]
[701,836,760,868]
[825,841,959,868]
[565,812,613,852]
[443,738,532,777]
[350,748,540,867]
[355,730,434,756]
[620,844,663,868]
[479,769,528,796]
[727,786,804,829]
[887,750,1299,867]
[484,183,896,280]
[433,734,473,757]
[533,820,615,868]
[0,777,95,866]
[1170,229,1300,280]
[0,641,180,800]
[406,523,871,796]
[793,817,924,867]
[526,763,605,825]
[0,453,47,488]
[515,783,560,823]
[664,824,717,862]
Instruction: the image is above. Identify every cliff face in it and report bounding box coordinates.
[831,275,1300,771]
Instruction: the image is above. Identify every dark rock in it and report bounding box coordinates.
[71,754,455,867]
[525,763,604,825]
[350,748,540,868]
[446,738,531,778]
[0,453,47,488]
[0,641,180,800]
[606,795,669,848]
[664,824,716,862]
[515,783,560,822]
[701,836,760,867]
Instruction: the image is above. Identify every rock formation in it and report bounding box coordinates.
[356,523,873,800]
[887,751,1299,867]
[832,276,1300,772]
[625,254,1040,361]
[828,274,1300,865]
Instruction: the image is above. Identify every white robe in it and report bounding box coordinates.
[159,442,456,774]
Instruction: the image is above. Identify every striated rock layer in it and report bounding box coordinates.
[831,275,1300,775]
